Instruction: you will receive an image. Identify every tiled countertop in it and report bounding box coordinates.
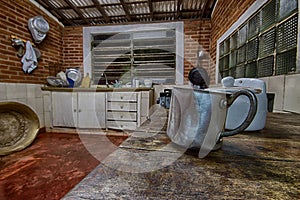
[62,109,300,200]
[41,86,154,92]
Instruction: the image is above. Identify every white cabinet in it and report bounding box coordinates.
[52,92,77,127]
[48,89,153,130]
[77,92,106,128]
[51,92,106,128]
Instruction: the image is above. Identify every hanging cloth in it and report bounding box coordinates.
[21,41,37,73]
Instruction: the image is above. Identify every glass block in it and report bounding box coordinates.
[224,38,230,54]
[277,15,298,52]
[261,0,276,31]
[222,70,229,78]
[229,67,236,78]
[237,45,246,64]
[245,62,257,78]
[238,24,247,47]
[247,37,259,61]
[236,64,246,78]
[258,56,274,77]
[248,13,260,39]
[223,55,229,70]
[229,50,237,68]
[259,28,275,58]
[276,49,297,75]
[219,42,224,56]
[219,57,224,72]
[278,0,298,20]
[230,32,238,50]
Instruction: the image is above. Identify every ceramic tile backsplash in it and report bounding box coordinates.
[6,83,27,99]
[268,75,285,111]
[0,82,45,127]
[0,84,7,100]
[284,74,300,113]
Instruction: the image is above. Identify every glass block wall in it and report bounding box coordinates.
[218,0,298,78]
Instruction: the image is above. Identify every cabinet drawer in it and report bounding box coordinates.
[107,102,137,111]
[107,111,137,121]
[107,92,137,102]
[106,121,137,130]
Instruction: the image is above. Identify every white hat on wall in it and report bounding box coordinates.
[28,16,49,44]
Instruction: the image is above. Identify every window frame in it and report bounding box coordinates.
[83,22,184,85]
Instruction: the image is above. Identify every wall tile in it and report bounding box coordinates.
[0,83,7,100]
[6,83,27,99]
[268,75,285,111]
[284,74,300,113]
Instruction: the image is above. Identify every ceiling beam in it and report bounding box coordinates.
[119,0,132,22]
[35,0,74,25]
[176,0,183,19]
[64,0,90,25]
[91,0,111,23]
[199,0,210,18]
[148,0,154,20]
[148,0,154,21]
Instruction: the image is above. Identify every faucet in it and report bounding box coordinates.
[101,73,109,88]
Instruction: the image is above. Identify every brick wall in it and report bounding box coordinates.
[62,27,83,73]
[210,0,257,83]
[1,0,258,85]
[183,20,211,83]
[0,0,63,84]
[61,20,212,83]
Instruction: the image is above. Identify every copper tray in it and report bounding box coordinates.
[0,102,40,155]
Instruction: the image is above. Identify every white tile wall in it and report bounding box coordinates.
[0,82,46,127]
[267,75,285,111]
[284,74,300,113]
[260,75,300,114]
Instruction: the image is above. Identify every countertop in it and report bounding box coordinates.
[41,86,154,92]
[62,108,300,200]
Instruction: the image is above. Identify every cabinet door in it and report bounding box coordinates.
[52,92,77,127]
[77,92,106,128]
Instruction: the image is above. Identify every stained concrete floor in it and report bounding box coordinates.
[63,109,300,200]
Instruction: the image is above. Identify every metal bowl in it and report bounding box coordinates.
[0,102,40,155]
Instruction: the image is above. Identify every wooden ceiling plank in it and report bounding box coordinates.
[147,0,154,20]
[176,0,183,19]
[119,0,132,21]
[36,0,75,26]
[91,0,111,23]
[64,0,90,24]
[199,0,210,18]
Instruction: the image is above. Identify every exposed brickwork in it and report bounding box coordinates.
[62,27,84,74]
[1,0,259,85]
[0,0,63,84]
[183,20,212,84]
[210,0,257,83]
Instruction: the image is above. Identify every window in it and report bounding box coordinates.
[218,0,298,80]
[92,30,176,85]
[83,22,184,85]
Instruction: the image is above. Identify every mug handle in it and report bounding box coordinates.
[220,89,257,138]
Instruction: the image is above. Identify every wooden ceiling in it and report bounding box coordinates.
[34,0,217,26]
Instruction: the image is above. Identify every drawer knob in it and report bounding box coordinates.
[120,96,123,99]
[120,115,123,118]
[120,106,124,109]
